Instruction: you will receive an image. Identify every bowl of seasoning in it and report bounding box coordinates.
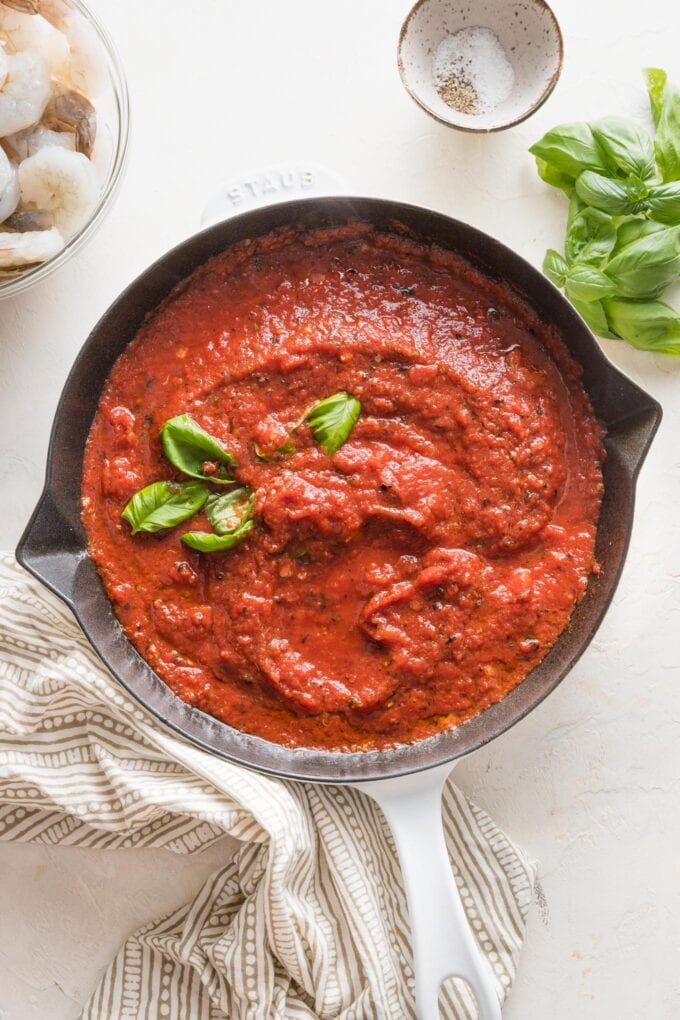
[398,0,563,132]
[0,0,129,297]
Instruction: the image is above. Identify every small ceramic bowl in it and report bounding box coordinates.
[398,0,563,132]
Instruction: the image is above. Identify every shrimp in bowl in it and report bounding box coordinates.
[0,0,127,287]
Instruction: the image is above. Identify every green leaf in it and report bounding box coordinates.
[205,487,255,536]
[645,67,667,128]
[646,181,680,224]
[535,156,576,194]
[254,440,296,461]
[604,297,680,354]
[305,391,361,455]
[565,265,616,304]
[566,192,587,231]
[181,519,255,552]
[160,414,235,485]
[612,217,666,253]
[605,224,680,298]
[543,249,569,288]
[570,297,615,338]
[121,481,209,535]
[649,70,680,182]
[529,123,609,180]
[565,207,617,265]
[575,171,650,215]
[590,117,656,181]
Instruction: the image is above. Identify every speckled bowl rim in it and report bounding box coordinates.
[397,0,564,133]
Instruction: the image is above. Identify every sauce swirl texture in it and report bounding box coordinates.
[82,224,604,750]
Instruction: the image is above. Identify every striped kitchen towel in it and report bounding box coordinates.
[0,554,535,1019]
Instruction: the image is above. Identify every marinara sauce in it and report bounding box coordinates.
[82,224,604,750]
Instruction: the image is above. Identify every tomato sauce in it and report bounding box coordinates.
[82,223,604,750]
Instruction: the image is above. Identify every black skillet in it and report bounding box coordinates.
[16,197,661,1018]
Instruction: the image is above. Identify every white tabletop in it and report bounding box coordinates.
[1,1,679,1016]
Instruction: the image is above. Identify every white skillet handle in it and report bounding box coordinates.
[362,763,502,1020]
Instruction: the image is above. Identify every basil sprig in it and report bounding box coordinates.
[160,414,235,485]
[531,67,680,355]
[305,391,361,455]
[121,481,209,535]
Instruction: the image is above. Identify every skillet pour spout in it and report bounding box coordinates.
[16,196,661,784]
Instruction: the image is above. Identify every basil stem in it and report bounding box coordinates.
[121,480,209,535]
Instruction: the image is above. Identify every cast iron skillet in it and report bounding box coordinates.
[16,197,661,1018]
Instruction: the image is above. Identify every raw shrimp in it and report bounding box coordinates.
[43,87,95,156]
[0,7,68,76]
[0,50,50,136]
[18,144,96,237]
[0,163,19,222]
[3,206,51,229]
[4,122,74,160]
[0,144,19,222]
[0,224,62,267]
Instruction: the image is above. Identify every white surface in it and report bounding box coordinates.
[0,0,679,1017]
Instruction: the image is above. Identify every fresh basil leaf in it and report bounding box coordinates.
[648,69,680,182]
[645,67,667,128]
[160,414,235,485]
[570,297,616,338]
[121,480,209,535]
[536,156,576,194]
[565,265,616,304]
[575,171,649,215]
[604,297,680,354]
[205,487,255,536]
[305,391,361,455]
[590,117,656,181]
[543,249,569,288]
[612,217,666,253]
[530,123,608,180]
[566,192,587,231]
[181,519,254,552]
[605,224,680,298]
[646,181,680,224]
[254,440,296,461]
[565,207,617,265]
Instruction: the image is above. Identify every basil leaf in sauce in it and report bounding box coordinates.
[160,414,236,485]
[254,440,296,461]
[305,391,361,455]
[121,480,209,535]
[205,487,255,536]
[590,117,656,181]
[181,519,254,552]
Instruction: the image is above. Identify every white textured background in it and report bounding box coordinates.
[1,1,679,1017]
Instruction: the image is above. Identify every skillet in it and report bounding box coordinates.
[17,196,661,1018]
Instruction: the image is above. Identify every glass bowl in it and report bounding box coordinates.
[0,0,129,298]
